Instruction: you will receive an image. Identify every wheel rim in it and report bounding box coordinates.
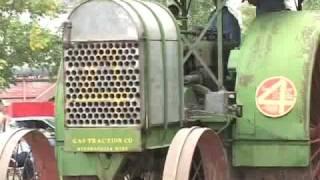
[7,140,37,180]
[189,148,205,180]
[0,129,58,180]
[310,47,320,180]
[162,127,229,180]
[311,126,320,180]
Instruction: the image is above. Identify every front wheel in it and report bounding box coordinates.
[162,127,229,180]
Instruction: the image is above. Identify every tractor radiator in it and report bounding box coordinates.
[64,41,142,127]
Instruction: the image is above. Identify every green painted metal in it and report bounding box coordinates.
[54,0,320,178]
[55,0,183,178]
[56,146,98,176]
[64,128,142,152]
[55,62,65,142]
[183,87,198,108]
[231,11,320,167]
[217,0,224,89]
[104,0,183,126]
[96,154,125,180]
[181,0,227,90]
[56,145,125,179]
[233,141,309,167]
[144,126,181,149]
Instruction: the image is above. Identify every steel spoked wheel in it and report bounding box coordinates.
[162,127,229,180]
[0,129,58,180]
[310,48,320,180]
[311,126,320,180]
[189,148,205,180]
[7,140,37,180]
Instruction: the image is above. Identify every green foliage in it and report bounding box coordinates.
[190,1,214,26]
[0,0,62,88]
[30,23,52,51]
[0,0,61,16]
[0,0,318,89]
[0,59,7,87]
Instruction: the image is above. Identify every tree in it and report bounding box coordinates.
[0,0,62,88]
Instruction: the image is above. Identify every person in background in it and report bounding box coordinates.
[247,0,302,14]
[209,0,242,45]
[284,0,299,10]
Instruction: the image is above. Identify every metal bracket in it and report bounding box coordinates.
[63,21,72,49]
[182,0,227,90]
[227,93,242,117]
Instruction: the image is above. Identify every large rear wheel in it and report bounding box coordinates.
[310,46,320,180]
[162,127,229,180]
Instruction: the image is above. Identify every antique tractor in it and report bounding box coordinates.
[1,0,320,179]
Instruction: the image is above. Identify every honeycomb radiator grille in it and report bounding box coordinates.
[64,41,142,127]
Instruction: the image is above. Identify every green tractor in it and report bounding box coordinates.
[2,0,320,179]
[52,0,320,179]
